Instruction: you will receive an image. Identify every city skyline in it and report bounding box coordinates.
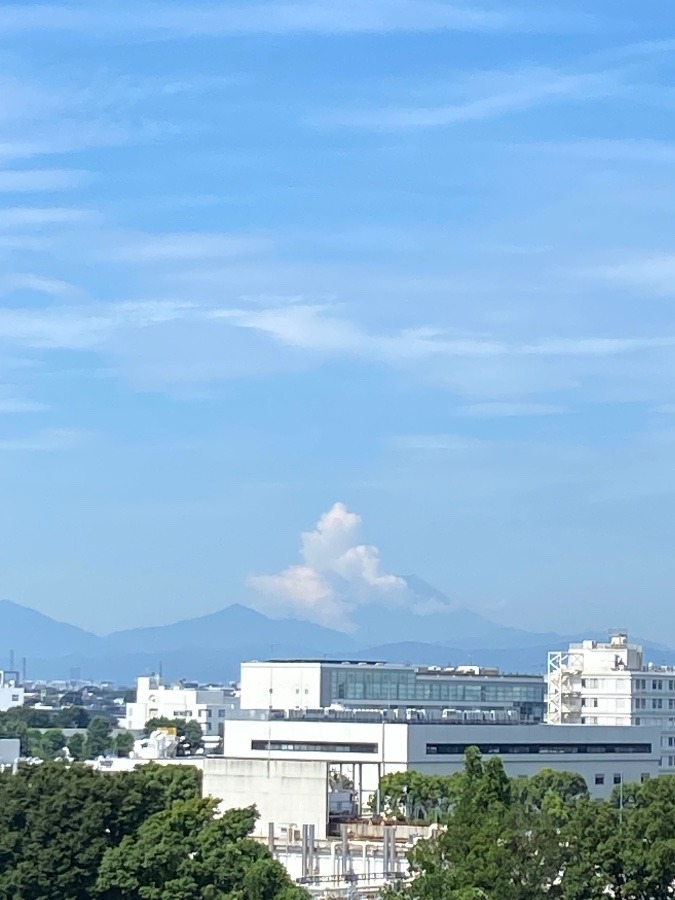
[2,2,675,639]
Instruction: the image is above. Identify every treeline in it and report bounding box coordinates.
[0,708,133,759]
[386,748,675,900]
[0,762,305,899]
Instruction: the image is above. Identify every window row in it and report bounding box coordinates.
[594,773,650,785]
[426,742,652,756]
[251,740,379,754]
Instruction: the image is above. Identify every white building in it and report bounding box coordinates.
[122,675,237,737]
[548,632,675,770]
[0,670,24,712]
[218,711,659,826]
[240,659,545,722]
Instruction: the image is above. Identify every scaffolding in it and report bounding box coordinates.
[547,650,584,724]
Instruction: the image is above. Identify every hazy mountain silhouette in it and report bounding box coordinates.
[104,603,354,655]
[3,584,674,683]
[0,598,99,661]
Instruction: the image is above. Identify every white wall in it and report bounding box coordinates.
[0,685,24,712]
[123,677,233,736]
[223,718,660,802]
[239,663,324,711]
[203,757,329,838]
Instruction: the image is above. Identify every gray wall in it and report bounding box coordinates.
[203,757,330,838]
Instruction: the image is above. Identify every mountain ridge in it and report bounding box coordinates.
[2,585,672,683]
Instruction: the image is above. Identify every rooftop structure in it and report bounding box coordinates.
[240,659,545,723]
[547,631,675,770]
[121,675,238,737]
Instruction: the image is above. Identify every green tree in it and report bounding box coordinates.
[183,719,204,750]
[54,706,91,729]
[394,749,566,900]
[0,761,202,899]
[374,770,461,820]
[67,732,86,761]
[94,799,306,900]
[86,717,113,758]
[138,761,203,805]
[114,731,135,758]
[144,716,204,755]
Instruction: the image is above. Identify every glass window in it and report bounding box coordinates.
[595,774,605,785]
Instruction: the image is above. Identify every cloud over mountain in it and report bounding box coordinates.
[248,502,409,630]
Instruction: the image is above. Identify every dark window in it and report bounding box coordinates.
[641,773,651,783]
[426,742,652,756]
[595,775,605,785]
[613,774,622,784]
[251,740,378,754]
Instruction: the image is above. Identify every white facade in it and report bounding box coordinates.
[240,659,545,722]
[0,671,24,712]
[222,714,660,808]
[548,632,675,770]
[122,675,237,736]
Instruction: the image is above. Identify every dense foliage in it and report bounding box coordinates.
[0,761,302,900]
[0,708,135,760]
[387,748,675,900]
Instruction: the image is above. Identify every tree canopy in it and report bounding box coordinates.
[0,761,301,900]
[386,750,675,900]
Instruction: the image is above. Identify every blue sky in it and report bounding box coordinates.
[2,1,675,640]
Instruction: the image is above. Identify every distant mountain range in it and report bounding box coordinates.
[2,579,674,684]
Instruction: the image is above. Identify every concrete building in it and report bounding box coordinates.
[0,670,24,712]
[0,738,20,765]
[220,711,659,823]
[122,675,237,737]
[240,659,545,723]
[547,632,675,770]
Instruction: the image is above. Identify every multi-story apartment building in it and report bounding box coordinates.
[547,631,675,770]
[122,675,238,737]
[240,659,546,723]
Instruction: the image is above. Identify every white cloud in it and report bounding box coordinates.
[248,502,409,629]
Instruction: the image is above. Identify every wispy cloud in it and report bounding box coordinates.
[390,433,488,452]
[0,274,79,296]
[324,66,621,129]
[591,254,675,297]
[106,232,269,263]
[0,427,84,451]
[0,388,47,413]
[457,402,565,417]
[0,207,93,228]
[0,2,588,39]
[0,169,90,192]
[513,139,675,164]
